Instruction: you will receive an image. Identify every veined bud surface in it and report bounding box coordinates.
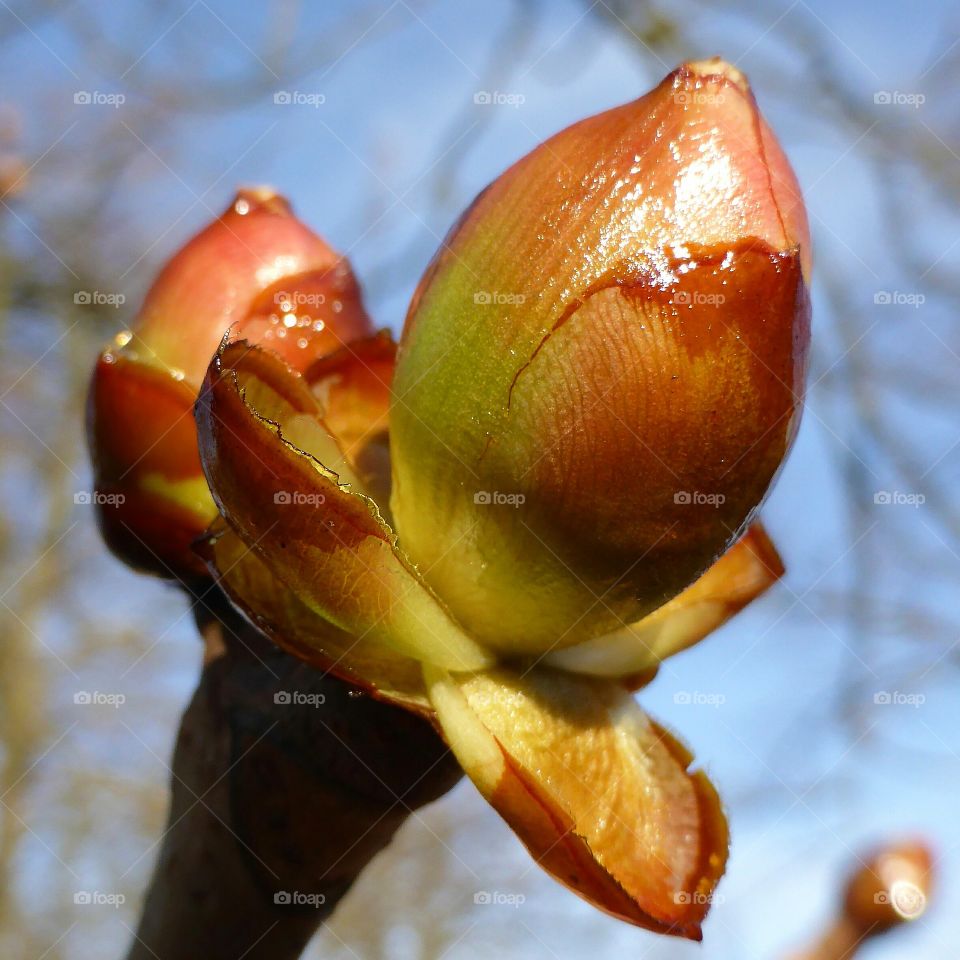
[389,59,811,654]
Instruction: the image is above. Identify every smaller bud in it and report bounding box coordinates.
[843,839,933,933]
[86,188,373,579]
[788,839,934,960]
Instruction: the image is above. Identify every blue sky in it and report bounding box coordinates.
[2,0,958,957]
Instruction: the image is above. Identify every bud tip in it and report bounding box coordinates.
[684,57,749,94]
[230,185,292,217]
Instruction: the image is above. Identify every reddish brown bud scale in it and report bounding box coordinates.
[86,350,209,578]
[87,188,374,579]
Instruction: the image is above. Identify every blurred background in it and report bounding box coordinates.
[1,0,958,957]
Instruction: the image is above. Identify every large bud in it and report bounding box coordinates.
[390,60,810,654]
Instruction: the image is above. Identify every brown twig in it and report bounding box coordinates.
[125,586,461,960]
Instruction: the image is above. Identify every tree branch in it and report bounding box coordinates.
[126,588,461,960]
